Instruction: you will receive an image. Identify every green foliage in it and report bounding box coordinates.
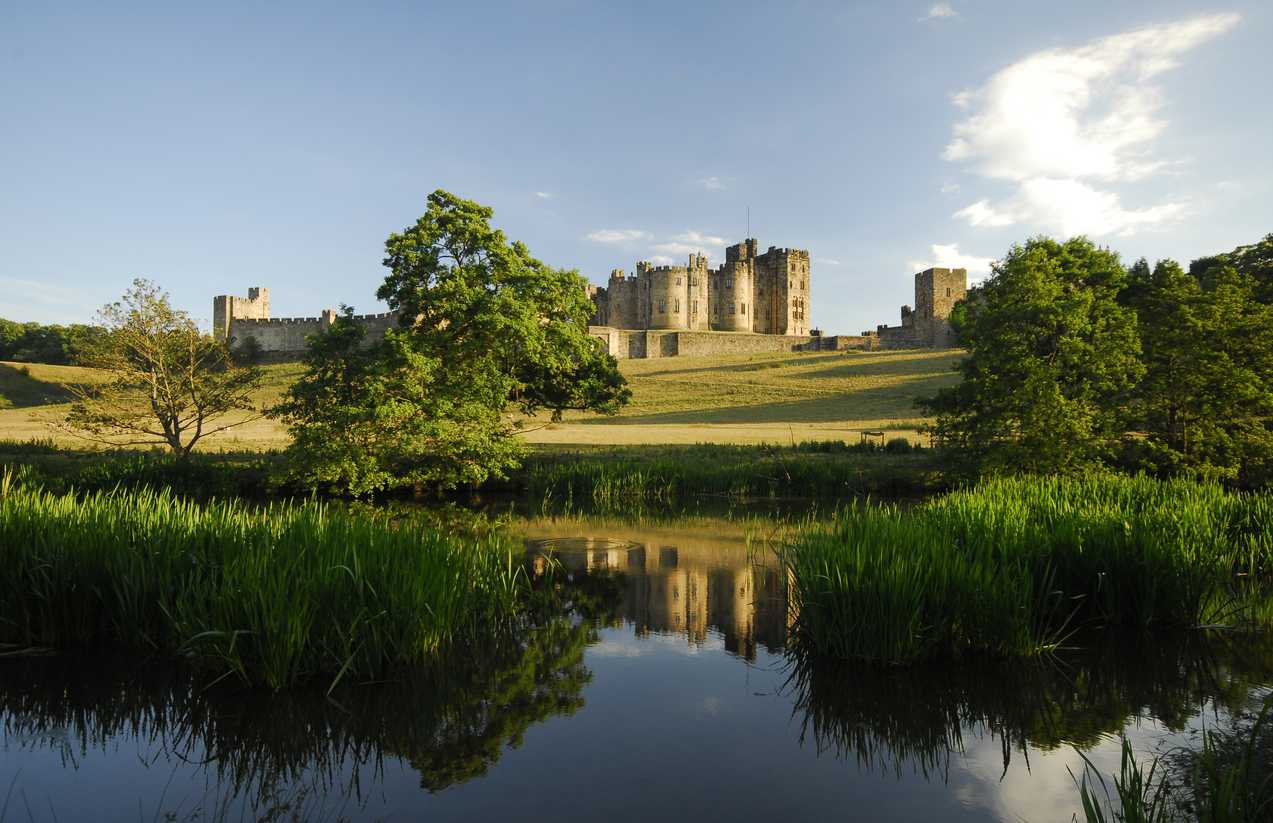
[377,191,629,422]
[504,441,938,499]
[1075,695,1273,823]
[62,280,263,459]
[1122,252,1273,485]
[275,191,630,495]
[781,475,1273,664]
[0,318,104,365]
[0,485,523,689]
[272,309,530,495]
[918,236,1143,477]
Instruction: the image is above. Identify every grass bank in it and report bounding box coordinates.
[0,478,521,690]
[499,439,943,499]
[781,475,1273,664]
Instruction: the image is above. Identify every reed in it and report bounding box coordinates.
[781,475,1273,664]
[0,483,522,689]
[505,440,938,499]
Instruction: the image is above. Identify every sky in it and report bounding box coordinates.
[1,0,1269,335]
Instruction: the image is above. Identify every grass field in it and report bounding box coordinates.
[0,350,962,451]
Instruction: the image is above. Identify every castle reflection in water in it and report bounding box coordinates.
[529,535,790,661]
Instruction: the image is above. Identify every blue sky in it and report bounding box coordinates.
[2,1,1269,335]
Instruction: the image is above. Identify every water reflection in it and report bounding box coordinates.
[527,534,788,661]
[1,618,598,812]
[6,513,1273,821]
[783,628,1273,782]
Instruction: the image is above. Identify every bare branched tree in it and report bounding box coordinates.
[60,279,263,458]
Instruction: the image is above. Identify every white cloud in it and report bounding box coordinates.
[952,199,1015,228]
[956,180,1188,236]
[908,243,996,282]
[672,230,727,246]
[535,191,551,198]
[815,258,842,266]
[921,4,958,21]
[651,230,728,260]
[586,229,649,243]
[945,13,1238,236]
[647,255,675,266]
[700,177,725,189]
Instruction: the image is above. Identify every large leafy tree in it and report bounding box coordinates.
[918,236,1143,476]
[1124,254,1273,483]
[61,279,262,458]
[377,190,628,420]
[274,191,629,494]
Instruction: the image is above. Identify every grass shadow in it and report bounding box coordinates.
[0,362,75,408]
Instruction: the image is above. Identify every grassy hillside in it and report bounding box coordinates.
[0,350,963,451]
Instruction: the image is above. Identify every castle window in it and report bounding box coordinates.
[741,303,746,315]
[676,277,682,285]
[674,299,680,312]
[725,279,733,289]
[729,303,735,315]
[658,300,666,313]
[946,287,952,297]
[800,281,805,290]
[692,278,698,286]
[692,301,698,313]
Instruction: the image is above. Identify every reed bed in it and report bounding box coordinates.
[508,440,935,499]
[781,475,1273,664]
[0,482,521,689]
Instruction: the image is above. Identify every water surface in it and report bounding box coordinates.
[3,512,1270,821]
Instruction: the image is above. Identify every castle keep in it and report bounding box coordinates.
[588,239,812,336]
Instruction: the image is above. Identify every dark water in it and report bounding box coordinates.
[3,514,1272,822]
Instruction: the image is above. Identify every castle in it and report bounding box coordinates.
[588,239,812,336]
[872,266,967,349]
[211,288,397,356]
[211,252,966,359]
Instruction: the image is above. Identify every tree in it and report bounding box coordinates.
[917,236,1143,476]
[376,190,629,421]
[273,192,629,494]
[1124,256,1273,482]
[61,279,263,458]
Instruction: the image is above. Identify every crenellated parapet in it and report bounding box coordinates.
[212,288,401,356]
[589,240,810,337]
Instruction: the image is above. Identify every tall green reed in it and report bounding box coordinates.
[780,476,1273,664]
[0,485,522,689]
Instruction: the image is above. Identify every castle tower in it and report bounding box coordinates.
[913,267,967,347]
[212,287,270,341]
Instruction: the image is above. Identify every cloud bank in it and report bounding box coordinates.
[945,13,1238,236]
[907,243,996,283]
[586,229,649,243]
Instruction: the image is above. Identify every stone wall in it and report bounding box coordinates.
[214,288,401,356]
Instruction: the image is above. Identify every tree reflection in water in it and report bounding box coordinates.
[0,564,627,814]
[782,629,1273,782]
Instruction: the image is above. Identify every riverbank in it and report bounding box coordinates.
[781,474,1273,665]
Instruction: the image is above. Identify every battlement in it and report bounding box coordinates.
[591,237,812,338]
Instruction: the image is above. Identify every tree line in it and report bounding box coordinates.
[0,319,104,365]
[920,232,1273,486]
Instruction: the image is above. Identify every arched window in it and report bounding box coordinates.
[674,299,680,312]
[729,303,736,315]
[658,300,666,313]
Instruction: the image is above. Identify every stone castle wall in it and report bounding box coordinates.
[876,267,967,349]
[212,288,400,357]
